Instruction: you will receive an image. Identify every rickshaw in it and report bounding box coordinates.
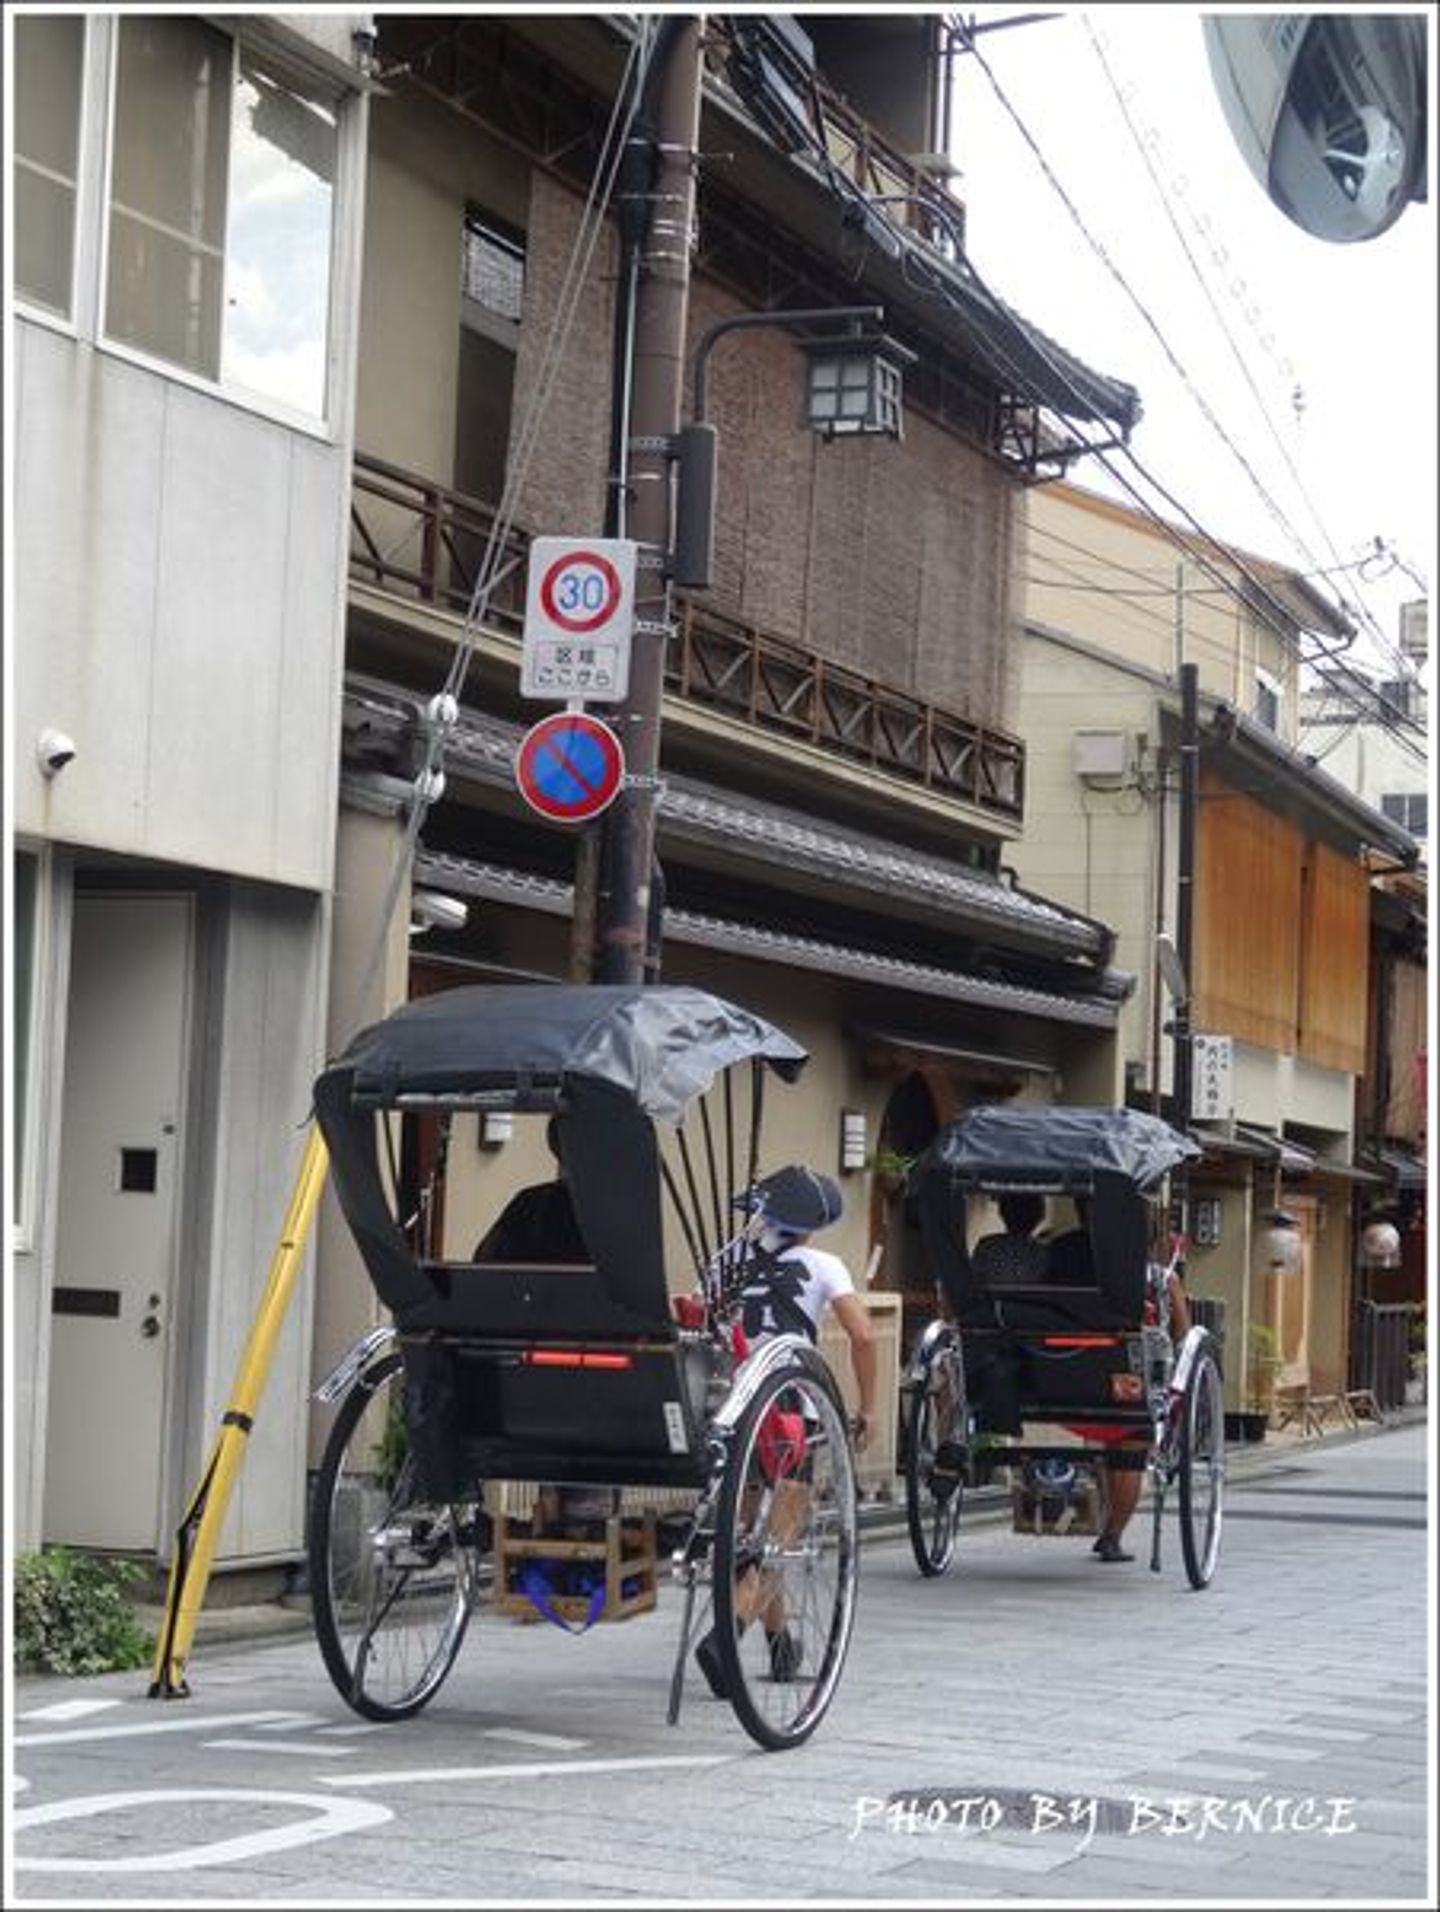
[308,983,859,1751]
[901,1105,1225,1590]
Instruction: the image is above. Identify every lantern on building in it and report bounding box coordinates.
[1361,1218,1402,1268]
[1261,1209,1304,1276]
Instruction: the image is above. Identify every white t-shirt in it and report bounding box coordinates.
[734,1228,855,1346]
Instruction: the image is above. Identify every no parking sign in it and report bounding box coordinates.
[515,711,626,824]
[521,537,636,702]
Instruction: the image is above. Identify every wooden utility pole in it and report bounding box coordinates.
[593,17,703,984]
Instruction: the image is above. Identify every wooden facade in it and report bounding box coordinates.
[1194,769,1368,1072]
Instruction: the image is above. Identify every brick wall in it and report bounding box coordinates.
[512,181,1019,730]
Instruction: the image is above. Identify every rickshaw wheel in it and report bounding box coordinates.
[713,1363,858,1751]
[1177,1344,1225,1589]
[904,1331,964,1577]
[309,1352,479,1720]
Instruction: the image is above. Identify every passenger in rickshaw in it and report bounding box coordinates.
[970,1191,1048,1286]
[692,1165,877,1698]
[471,1116,588,1264]
[1049,1196,1193,1561]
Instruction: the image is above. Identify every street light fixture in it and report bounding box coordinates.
[673,304,905,590]
[803,330,912,438]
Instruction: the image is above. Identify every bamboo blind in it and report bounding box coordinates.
[1194,772,1304,1053]
[1297,840,1368,1074]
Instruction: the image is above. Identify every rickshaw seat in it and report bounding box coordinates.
[985,1284,1138,1335]
[402,1258,673,1341]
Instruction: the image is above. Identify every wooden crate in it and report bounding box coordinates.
[494,1512,657,1624]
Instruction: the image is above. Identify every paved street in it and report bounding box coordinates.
[10,1421,1432,1905]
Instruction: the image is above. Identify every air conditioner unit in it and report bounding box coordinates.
[1072,729,1131,784]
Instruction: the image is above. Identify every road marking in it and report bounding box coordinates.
[204,1739,355,1758]
[314,1722,387,1736]
[324,1752,730,1789]
[18,1699,123,1723]
[479,1727,589,1752]
[13,1788,391,1872]
[15,1709,316,1748]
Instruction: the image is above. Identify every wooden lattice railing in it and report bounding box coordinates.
[350,451,1024,821]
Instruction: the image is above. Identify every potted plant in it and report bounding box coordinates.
[1238,1321,1282,1440]
[869,1145,915,1199]
[1405,1302,1426,1406]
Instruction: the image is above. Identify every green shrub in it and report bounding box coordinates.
[13,1547,155,1676]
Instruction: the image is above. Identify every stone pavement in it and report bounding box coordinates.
[130,1407,1424,1655]
[10,1415,1430,1904]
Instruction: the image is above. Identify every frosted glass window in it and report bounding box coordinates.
[13,14,85,316]
[105,18,336,416]
[106,15,230,376]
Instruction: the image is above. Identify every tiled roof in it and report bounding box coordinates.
[414,850,1125,1029]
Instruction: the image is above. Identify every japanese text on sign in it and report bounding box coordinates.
[522,538,636,703]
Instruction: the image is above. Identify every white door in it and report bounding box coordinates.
[44,892,193,1550]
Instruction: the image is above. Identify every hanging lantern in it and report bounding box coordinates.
[1361,1218,1402,1267]
[1261,1209,1303,1275]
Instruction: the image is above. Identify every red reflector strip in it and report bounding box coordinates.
[524,1349,634,1370]
[1042,1335,1121,1348]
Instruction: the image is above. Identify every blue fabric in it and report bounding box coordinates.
[517,1562,606,1634]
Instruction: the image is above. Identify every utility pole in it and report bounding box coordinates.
[593,17,704,985]
[1173,659,1200,1235]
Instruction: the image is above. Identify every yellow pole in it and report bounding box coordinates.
[149,1125,331,1697]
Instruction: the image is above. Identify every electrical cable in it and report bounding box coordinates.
[342,20,660,1040]
[937,13,1399,677]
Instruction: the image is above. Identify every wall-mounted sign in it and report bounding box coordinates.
[1191,1032,1234,1121]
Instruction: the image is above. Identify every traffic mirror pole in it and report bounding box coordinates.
[593,16,703,985]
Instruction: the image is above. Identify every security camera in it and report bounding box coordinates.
[37,729,77,777]
[410,889,469,933]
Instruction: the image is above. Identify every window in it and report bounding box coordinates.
[461,210,525,326]
[1253,673,1280,733]
[1377,677,1415,720]
[105,16,337,417]
[1381,792,1427,839]
[455,210,525,507]
[13,13,86,317]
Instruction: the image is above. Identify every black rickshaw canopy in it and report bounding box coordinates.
[314,983,809,1332]
[924,1105,1200,1193]
[915,1105,1199,1329]
[323,982,807,1124]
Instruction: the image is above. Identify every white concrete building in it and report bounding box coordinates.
[9,10,373,1566]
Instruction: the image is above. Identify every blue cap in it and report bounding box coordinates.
[733,1165,843,1234]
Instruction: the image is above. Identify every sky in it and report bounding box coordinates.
[941,4,1435,682]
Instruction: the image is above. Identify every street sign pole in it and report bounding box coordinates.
[593,17,703,985]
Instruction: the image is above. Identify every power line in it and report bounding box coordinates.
[945,10,1419,682]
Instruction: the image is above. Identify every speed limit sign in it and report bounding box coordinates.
[521,537,637,702]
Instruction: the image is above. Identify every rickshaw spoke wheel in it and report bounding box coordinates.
[309,1352,478,1720]
[905,1334,963,1577]
[714,1364,858,1751]
[1178,1344,1225,1589]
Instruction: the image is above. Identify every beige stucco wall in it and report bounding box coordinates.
[1008,631,1161,1074]
[1025,484,1299,732]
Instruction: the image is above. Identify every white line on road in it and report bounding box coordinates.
[15,1710,318,1748]
[479,1727,589,1752]
[13,1788,391,1873]
[203,1739,355,1757]
[323,1752,730,1789]
[18,1699,123,1723]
